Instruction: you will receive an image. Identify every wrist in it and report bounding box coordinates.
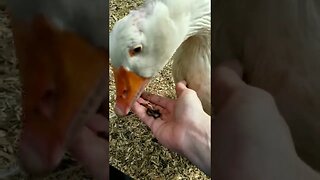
[181,111,211,176]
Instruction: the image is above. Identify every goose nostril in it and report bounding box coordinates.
[34,89,57,120]
[121,89,128,99]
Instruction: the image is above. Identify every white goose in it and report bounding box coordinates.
[110,0,211,116]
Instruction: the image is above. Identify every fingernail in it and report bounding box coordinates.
[177,80,187,86]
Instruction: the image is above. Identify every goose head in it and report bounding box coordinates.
[110,2,188,116]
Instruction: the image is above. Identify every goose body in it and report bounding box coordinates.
[215,0,320,171]
[110,0,211,116]
[8,0,108,174]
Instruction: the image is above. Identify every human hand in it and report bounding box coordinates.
[212,60,320,180]
[67,112,108,180]
[132,81,211,175]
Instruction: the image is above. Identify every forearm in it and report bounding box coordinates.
[182,112,211,176]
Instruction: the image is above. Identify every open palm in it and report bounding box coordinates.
[132,81,210,154]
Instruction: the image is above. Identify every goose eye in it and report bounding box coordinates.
[133,46,142,53]
[129,45,142,57]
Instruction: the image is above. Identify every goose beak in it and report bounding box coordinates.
[11,16,107,174]
[113,66,150,116]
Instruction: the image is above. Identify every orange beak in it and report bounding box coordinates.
[113,66,150,116]
[11,16,107,174]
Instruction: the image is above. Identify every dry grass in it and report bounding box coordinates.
[0,8,23,179]
[109,0,210,179]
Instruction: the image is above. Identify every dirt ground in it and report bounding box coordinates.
[109,0,209,179]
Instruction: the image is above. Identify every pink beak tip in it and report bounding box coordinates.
[114,105,130,117]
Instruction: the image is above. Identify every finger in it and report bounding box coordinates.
[213,59,246,112]
[132,101,158,127]
[175,80,188,97]
[136,97,168,113]
[219,59,243,77]
[141,92,174,109]
[132,101,165,131]
[68,127,108,180]
[85,114,108,140]
[134,97,170,118]
[136,97,149,104]
[85,114,108,134]
[213,59,244,89]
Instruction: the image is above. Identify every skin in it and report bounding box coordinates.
[65,98,109,180]
[212,61,320,180]
[67,114,108,180]
[132,81,211,176]
[131,60,320,180]
[70,62,320,180]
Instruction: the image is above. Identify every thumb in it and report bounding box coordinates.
[175,80,188,97]
[213,60,245,113]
